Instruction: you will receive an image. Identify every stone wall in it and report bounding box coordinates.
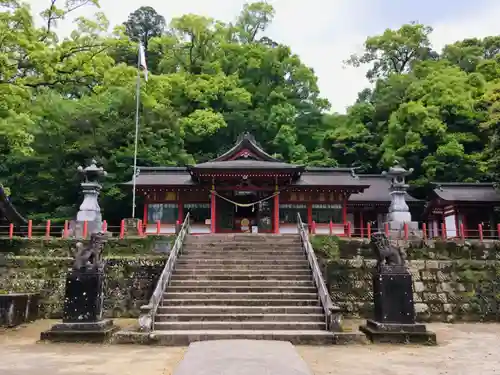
[0,255,164,318]
[313,236,500,322]
[0,236,499,321]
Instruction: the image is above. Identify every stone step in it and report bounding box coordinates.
[114,330,365,346]
[161,299,320,307]
[182,250,304,255]
[176,258,307,265]
[163,292,318,300]
[155,313,325,322]
[169,280,314,287]
[165,286,317,293]
[172,270,312,278]
[179,251,307,261]
[174,264,310,271]
[153,321,325,331]
[157,305,324,315]
[185,235,300,242]
[184,245,302,251]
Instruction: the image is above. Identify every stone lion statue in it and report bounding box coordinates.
[71,233,106,272]
[370,232,406,267]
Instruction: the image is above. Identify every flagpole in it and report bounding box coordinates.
[131,51,141,218]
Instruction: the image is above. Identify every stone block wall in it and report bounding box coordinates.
[0,236,499,321]
[0,255,164,318]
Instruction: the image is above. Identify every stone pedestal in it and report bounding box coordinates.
[41,271,118,343]
[359,267,436,345]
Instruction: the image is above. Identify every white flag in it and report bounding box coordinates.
[138,43,148,81]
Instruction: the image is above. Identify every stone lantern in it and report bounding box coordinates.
[382,161,419,235]
[72,159,107,237]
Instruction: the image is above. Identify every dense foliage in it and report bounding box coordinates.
[0,1,498,222]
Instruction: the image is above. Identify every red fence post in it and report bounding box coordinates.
[403,223,409,240]
[63,220,69,238]
[156,220,161,235]
[27,220,32,239]
[422,223,427,240]
[45,220,51,239]
[346,222,351,238]
[119,219,125,239]
[367,223,371,239]
[138,220,143,236]
[441,223,446,240]
[102,220,107,233]
[497,223,500,240]
[82,221,88,239]
[384,223,389,237]
[460,223,465,241]
[311,221,316,235]
[9,223,14,239]
[478,224,483,242]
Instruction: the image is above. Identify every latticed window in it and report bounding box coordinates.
[311,203,343,224]
[279,204,307,224]
[147,203,179,224]
[184,203,210,223]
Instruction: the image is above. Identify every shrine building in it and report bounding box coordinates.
[126,133,376,234]
[424,182,500,239]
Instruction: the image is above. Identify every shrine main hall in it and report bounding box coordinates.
[125,133,499,237]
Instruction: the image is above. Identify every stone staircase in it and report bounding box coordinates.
[146,234,351,345]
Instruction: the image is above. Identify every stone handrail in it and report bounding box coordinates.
[297,213,342,332]
[138,213,190,331]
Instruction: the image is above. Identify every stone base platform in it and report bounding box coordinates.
[359,319,437,345]
[40,319,119,343]
[112,329,368,346]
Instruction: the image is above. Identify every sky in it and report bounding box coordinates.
[24,0,500,113]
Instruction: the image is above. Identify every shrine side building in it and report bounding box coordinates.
[125,134,499,237]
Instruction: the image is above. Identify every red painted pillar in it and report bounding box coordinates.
[497,223,500,240]
[478,224,483,242]
[329,220,333,235]
[27,220,32,238]
[360,211,364,238]
[307,203,312,233]
[403,223,408,240]
[460,223,465,241]
[156,220,161,235]
[367,223,371,239]
[210,187,216,233]
[273,188,280,234]
[384,222,389,237]
[342,196,347,225]
[143,202,148,226]
[9,223,13,239]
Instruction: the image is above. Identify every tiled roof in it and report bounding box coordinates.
[293,168,368,188]
[432,182,500,202]
[349,175,420,202]
[123,167,193,186]
[192,160,302,170]
[212,133,279,162]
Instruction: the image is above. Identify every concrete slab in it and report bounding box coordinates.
[173,340,312,375]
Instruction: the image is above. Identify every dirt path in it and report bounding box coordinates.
[1,320,500,375]
[298,322,500,375]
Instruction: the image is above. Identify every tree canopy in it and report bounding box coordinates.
[0,1,499,222]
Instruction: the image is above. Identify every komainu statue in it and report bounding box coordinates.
[370,232,406,267]
[71,232,106,272]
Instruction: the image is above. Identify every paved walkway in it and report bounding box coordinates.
[1,320,500,374]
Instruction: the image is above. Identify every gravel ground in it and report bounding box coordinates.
[1,320,500,375]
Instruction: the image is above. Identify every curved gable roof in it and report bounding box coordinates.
[212,133,280,162]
